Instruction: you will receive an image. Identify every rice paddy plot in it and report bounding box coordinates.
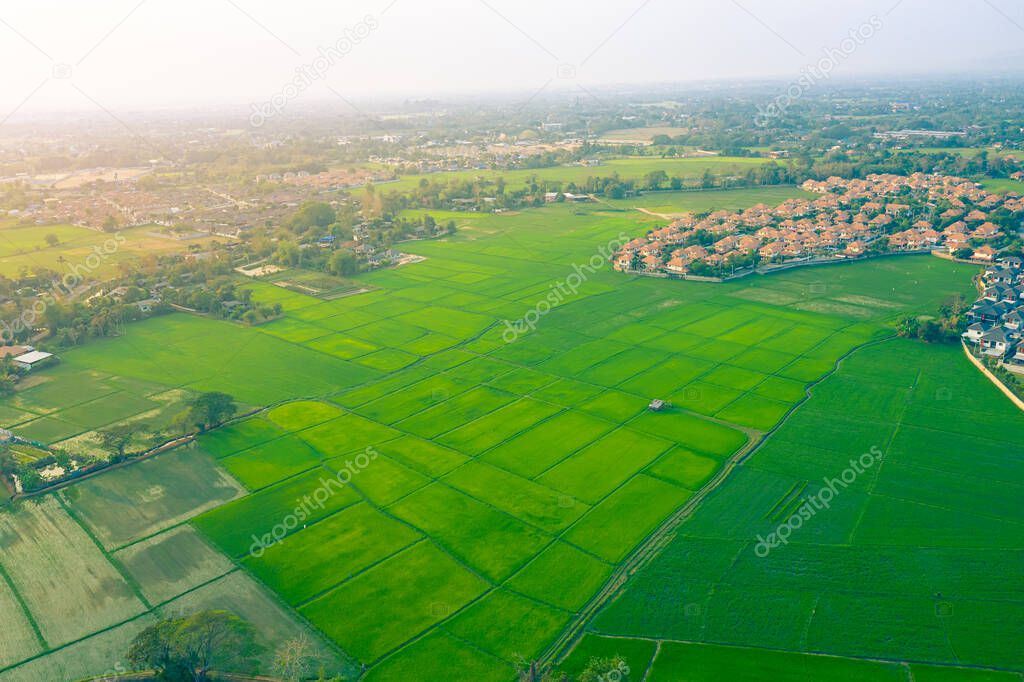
[443,588,571,662]
[113,525,235,605]
[481,410,616,478]
[644,640,908,682]
[363,629,509,682]
[299,541,489,663]
[221,434,323,490]
[389,482,552,582]
[198,416,286,458]
[537,427,674,505]
[264,400,345,431]
[333,452,431,505]
[559,634,657,681]
[0,617,157,682]
[192,466,362,557]
[565,475,693,563]
[0,576,42,668]
[437,398,563,455]
[242,502,421,605]
[443,461,590,532]
[505,541,614,612]
[375,435,469,477]
[0,497,145,647]
[61,446,246,548]
[296,412,403,457]
[395,386,517,440]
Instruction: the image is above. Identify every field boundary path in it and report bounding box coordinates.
[541,335,898,669]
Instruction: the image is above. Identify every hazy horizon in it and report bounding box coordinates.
[2,0,1024,120]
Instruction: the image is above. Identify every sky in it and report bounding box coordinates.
[1,0,1024,119]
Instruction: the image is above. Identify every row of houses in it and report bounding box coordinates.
[613,173,1023,276]
[963,257,1024,368]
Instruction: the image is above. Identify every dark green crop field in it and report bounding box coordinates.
[585,340,1024,677]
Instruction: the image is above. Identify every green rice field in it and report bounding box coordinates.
[0,185,1014,681]
[582,340,1024,676]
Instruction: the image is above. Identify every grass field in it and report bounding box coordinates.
[981,177,1024,194]
[598,126,694,142]
[0,185,1001,681]
[0,223,215,278]
[379,156,775,194]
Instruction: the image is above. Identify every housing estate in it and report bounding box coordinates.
[613,173,1024,277]
[964,258,1024,369]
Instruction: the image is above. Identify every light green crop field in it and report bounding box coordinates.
[0,184,1009,681]
[0,223,214,278]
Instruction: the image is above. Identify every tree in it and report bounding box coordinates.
[288,202,336,232]
[644,170,668,190]
[275,241,301,267]
[44,233,59,247]
[127,610,262,682]
[952,247,973,260]
[186,392,236,432]
[99,423,135,458]
[895,315,920,338]
[917,318,943,343]
[102,215,119,232]
[328,250,358,277]
[273,636,317,682]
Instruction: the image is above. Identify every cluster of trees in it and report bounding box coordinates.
[377,162,805,213]
[0,355,22,396]
[516,655,631,682]
[687,250,761,277]
[270,200,454,277]
[128,611,263,682]
[896,298,968,344]
[45,298,159,347]
[162,276,282,324]
[0,391,236,495]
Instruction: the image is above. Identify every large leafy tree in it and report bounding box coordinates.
[288,202,336,232]
[127,610,262,681]
[99,423,135,458]
[186,392,236,432]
